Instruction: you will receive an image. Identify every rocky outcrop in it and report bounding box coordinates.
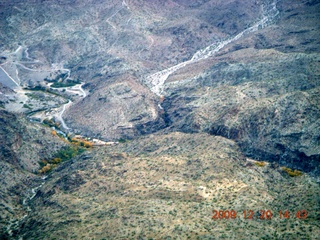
[65,75,166,140]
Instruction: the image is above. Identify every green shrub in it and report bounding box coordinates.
[38,146,85,174]
[23,104,32,109]
[43,118,61,129]
[54,146,85,161]
[118,138,127,143]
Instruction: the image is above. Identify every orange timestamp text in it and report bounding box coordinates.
[212,210,308,220]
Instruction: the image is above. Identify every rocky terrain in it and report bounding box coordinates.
[163,50,320,173]
[11,133,320,239]
[0,83,15,107]
[0,0,319,239]
[153,0,320,174]
[0,109,66,237]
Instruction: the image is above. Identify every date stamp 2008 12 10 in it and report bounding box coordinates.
[212,210,308,220]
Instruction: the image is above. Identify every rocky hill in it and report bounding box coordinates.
[11,133,320,239]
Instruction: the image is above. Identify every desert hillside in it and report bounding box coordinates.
[0,0,319,239]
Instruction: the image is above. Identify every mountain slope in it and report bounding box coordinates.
[152,0,320,174]
[0,0,319,238]
[0,109,66,237]
[13,133,320,239]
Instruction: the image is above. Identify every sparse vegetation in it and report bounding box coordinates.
[281,167,303,177]
[118,138,127,143]
[54,146,86,161]
[34,132,320,238]
[2,0,320,238]
[71,137,93,148]
[43,118,61,129]
[23,104,32,109]
[255,161,266,167]
[38,163,56,174]
[25,92,43,100]
[23,85,62,96]
[45,72,80,88]
[38,146,86,174]
[51,80,80,88]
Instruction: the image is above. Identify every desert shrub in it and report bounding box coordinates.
[43,118,61,129]
[51,158,62,164]
[23,104,31,109]
[82,141,93,148]
[71,137,93,148]
[118,138,127,143]
[51,79,80,88]
[281,167,302,177]
[39,163,56,174]
[39,159,48,167]
[255,161,266,167]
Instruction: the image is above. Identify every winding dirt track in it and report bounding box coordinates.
[1,45,87,130]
